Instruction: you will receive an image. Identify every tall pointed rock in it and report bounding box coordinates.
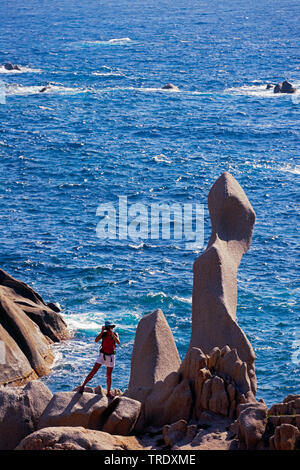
[189,172,257,394]
[127,308,180,392]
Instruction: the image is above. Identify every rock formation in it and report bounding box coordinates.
[268,394,300,450]
[162,83,179,91]
[125,308,182,429]
[269,424,300,450]
[188,172,256,395]
[235,401,268,450]
[3,62,21,71]
[274,80,296,93]
[16,426,143,450]
[0,269,71,386]
[102,396,141,435]
[126,308,181,397]
[38,391,109,430]
[125,173,259,431]
[0,381,53,450]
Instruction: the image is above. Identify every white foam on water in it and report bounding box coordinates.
[83,37,132,46]
[279,164,300,175]
[245,160,300,176]
[291,339,300,365]
[153,154,172,163]
[61,311,106,333]
[94,86,184,95]
[128,242,145,249]
[146,291,192,304]
[91,71,125,77]
[0,65,41,74]
[5,84,89,96]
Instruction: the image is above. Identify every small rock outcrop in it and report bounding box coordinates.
[38,390,141,437]
[235,401,268,450]
[102,396,141,436]
[126,308,181,397]
[163,419,197,447]
[0,269,71,386]
[3,62,21,71]
[16,426,143,450]
[274,81,296,94]
[0,380,53,450]
[267,394,300,450]
[188,172,256,395]
[38,391,109,430]
[269,424,300,450]
[162,83,179,91]
[125,308,182,429]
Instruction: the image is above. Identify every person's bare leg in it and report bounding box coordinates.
[106,367,114,398]
[78,363,101,393]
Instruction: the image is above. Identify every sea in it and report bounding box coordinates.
[0,0,299,406]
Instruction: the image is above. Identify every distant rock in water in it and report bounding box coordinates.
[39,86,51,93]
[0,269,71,387]
[274,81,296,94]
[162,83,179,91]
[3,62,21,71]
[266,84,273,90]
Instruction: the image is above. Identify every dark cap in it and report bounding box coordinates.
[105,320,116,329]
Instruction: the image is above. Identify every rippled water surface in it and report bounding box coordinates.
[0,0,299,405]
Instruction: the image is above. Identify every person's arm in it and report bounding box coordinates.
[112,331,120,345]
[95,326,105,343]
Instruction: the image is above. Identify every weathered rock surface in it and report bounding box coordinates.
[269,424,300,450]
[0,269,70,386]
[163,419,187,447]
[125,308,197,430]
[38,391,108,430]
[127,308,180,392]
[102,396,141,435]
[188,172,256,395]
[16,426,144,450]
[236,401,268,450]
[274,80,296,94]
[267,394,300,450]
[0,380,53,450]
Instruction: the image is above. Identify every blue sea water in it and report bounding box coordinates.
[0,0,299,406]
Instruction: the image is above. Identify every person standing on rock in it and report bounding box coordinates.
[78,321,120,398]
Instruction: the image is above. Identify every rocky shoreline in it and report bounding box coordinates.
[0,172,299,451]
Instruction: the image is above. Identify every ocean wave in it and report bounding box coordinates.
[279,164,300,175]
[91,71,126,77]
[95,86,180,94]
[82,37,132,46]
[62,312,105,332]
[145,291,192,304]
[5,84,89,96]
[153,154,172,163]
[0,65,41,74]
[244,160,300,176]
